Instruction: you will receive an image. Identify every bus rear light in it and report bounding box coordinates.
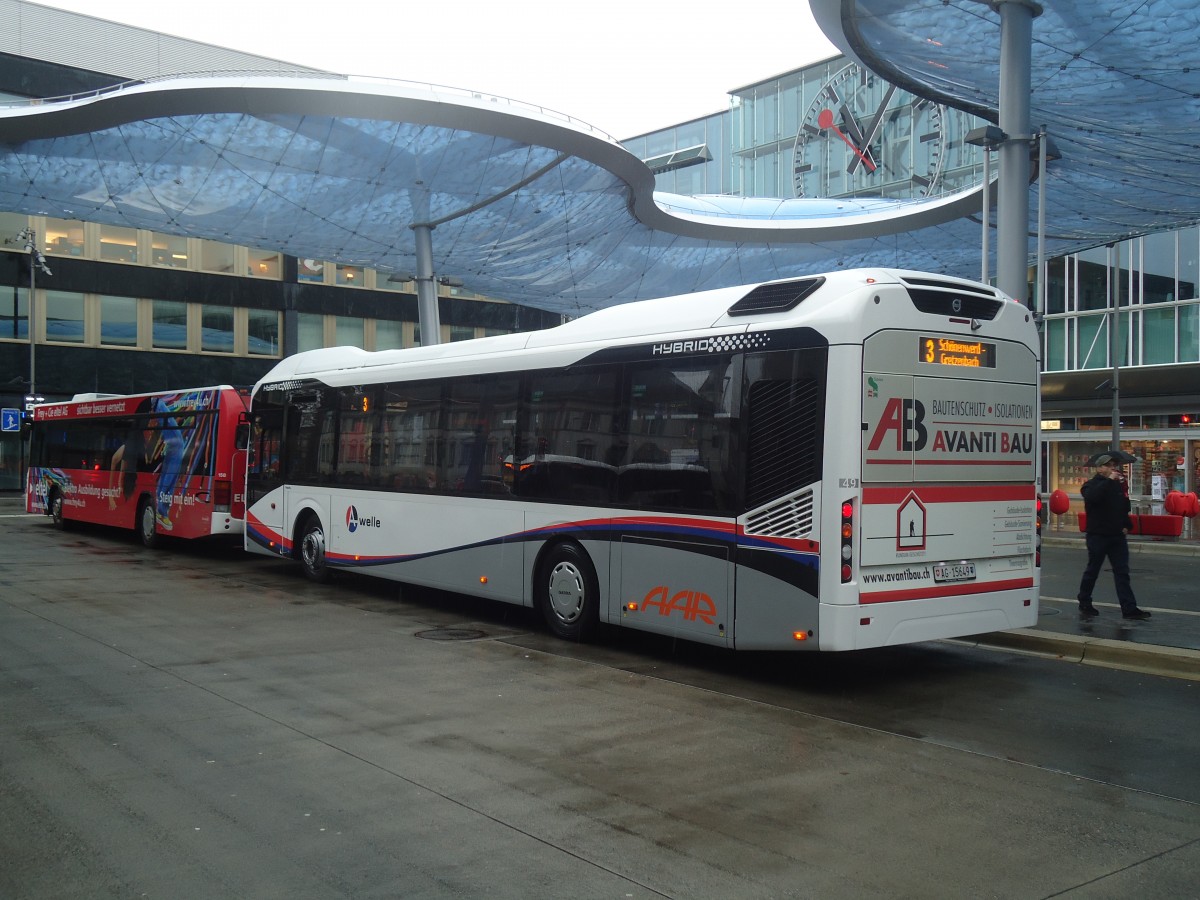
[792,630,808,641]
[1035,496,1044,568]
[214,479,231,511]
[840,498,854,583]
[860,617,871,626]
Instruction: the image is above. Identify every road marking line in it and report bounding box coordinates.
[1042,595,1200,618]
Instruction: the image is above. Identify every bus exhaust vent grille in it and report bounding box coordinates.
[744,490,814,539]
[727,277,825,316]
[745,376,823,508]
[902,281,1005,321]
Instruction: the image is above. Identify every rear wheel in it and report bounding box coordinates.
[537,542,600,642]
[137,497,160,548]
[299,516,330,583]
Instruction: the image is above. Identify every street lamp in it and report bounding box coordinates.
[4,228,52,400]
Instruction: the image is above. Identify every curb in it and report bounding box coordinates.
[949,628,1200,682]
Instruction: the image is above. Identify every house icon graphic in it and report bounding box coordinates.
[897,492,927,550]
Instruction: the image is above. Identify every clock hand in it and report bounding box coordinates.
[847,85,897,176]
[817,109,877,172]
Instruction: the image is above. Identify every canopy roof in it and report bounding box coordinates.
[2,1,1197,315]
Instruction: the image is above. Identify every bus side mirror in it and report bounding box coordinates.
[235,422,250,450]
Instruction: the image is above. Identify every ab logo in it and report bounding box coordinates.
[867,398,928,452]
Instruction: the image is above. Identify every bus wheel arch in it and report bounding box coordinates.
[296,511,330,583]
[535,540,600,642]
[136,495,160,548]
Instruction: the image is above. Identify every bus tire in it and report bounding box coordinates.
[49,489,69,531]
[298,515,330,583]
[137,497,160,549]
[537,542,600,642]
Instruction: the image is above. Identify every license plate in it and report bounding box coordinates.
[933,562,976,583]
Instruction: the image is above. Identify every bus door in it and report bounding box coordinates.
[246,405,284,544]
[858,331,1038,603]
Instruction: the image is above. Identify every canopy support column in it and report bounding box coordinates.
[412,223,441,346]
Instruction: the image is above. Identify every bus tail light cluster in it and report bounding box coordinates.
[214,479,232,512]
[840,499,854,583]
[1035,495,1043,568]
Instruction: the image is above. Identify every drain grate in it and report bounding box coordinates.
[415,627,488,642]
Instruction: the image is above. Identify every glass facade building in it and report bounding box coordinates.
[625,59,1200,522]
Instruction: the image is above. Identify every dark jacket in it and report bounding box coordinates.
[1081,473,1133,535]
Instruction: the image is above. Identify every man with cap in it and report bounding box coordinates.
[1077,452,1151,620]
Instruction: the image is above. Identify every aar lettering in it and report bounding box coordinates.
[642,585,717,625]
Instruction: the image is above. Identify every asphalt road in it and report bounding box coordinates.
[2,508,1198,899]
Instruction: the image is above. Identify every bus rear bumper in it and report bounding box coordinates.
[820,588,1039,651]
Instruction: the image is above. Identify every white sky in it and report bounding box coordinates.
[47,0,838,139]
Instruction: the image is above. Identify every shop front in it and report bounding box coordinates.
[1042,419,1200,536]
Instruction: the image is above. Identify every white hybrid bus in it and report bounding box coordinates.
[245,269,1040,651]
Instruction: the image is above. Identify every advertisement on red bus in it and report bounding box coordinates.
[26,386,249,546]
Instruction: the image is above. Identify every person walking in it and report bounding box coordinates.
[1077,452,1151,620]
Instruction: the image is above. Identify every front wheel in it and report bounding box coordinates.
[298,516,330,583]
[137,497,160,549]
[49,489,69,530]
[537,543,600,642]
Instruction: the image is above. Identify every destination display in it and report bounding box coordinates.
[919,336,996,368]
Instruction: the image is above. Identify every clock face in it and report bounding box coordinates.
[792,63,946,200]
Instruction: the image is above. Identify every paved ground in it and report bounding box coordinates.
[2,498,1199,899]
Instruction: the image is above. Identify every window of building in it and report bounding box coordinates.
[1181,227,1199,301]
[1077,314,1107,369]
[201,305,235,352]
[1143,307,1175,365]
[152,299,188,350]
[377,272,412,292]
[449,325,475,342]
[334,316,364,348]
[298,258,325,283]
[1142,232,1177,303]
[1,286,28,340]
[99,224,138,263]
[247,309,280,356]
[1044,318,1067,371]
[248,248,282,279]
[44,290,85,343]
[43,218,85,257]
[1181,304,1200,362]
[0,211,28,241]
[297,312,324,351]
[375,319,404,350]
[199,239,235,274]
[336,263,364,286]
[151,232,189,267]
[99,295,137,346]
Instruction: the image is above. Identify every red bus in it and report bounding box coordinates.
[26,386,250,546]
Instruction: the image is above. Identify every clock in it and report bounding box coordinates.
[792,63,946,200]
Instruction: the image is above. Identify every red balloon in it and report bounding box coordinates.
[1049,489,1070,515]
[1187,493,1200,519]
[1165,491,1181,515]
